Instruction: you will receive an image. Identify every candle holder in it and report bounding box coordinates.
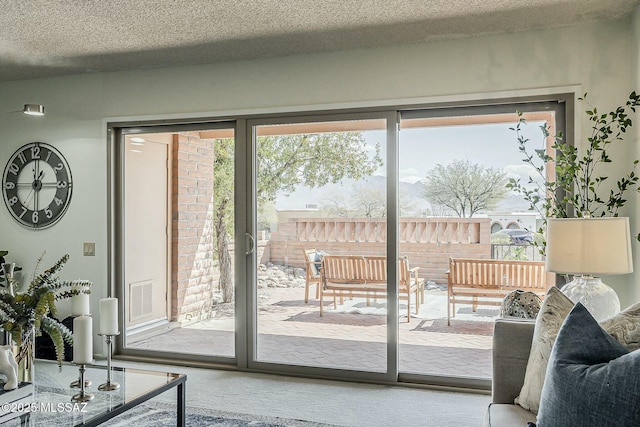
[70,376,92,388]
[98,332,120,391]
[2,263,16,297]
[70,313,93,389]
[71,364,94,402]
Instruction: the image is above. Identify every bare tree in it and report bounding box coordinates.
[320,182,416,218]
[423,160,508,217]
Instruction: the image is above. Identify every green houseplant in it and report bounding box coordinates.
[507,91,640,253]
[0,253,91,373]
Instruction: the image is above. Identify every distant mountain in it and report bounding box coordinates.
[274,175,530,214]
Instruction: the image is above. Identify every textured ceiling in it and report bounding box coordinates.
[0,0,638,82]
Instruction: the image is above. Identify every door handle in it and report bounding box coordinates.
[245,233,255,256]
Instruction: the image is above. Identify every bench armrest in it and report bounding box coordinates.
[492,318,535,404]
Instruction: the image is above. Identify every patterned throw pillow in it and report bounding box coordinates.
[514,287,574,414]
[600,302,640,351]
[536,304,640,426]
[515,286,640,414]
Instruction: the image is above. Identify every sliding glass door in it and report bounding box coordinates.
[248,114,396,375]
[397,104,563,382]
[110,94,569,388]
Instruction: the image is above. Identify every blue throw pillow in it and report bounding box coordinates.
[537,303,640,426]
[310,250,327,276]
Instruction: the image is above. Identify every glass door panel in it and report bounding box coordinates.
[122,127,236,359]
[254,118,388,372]
[397,111,555,380]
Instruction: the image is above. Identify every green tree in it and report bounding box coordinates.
[423,159,508,217]
[214,132,382,303]
[213,138,235,303]
[257,133,381,200]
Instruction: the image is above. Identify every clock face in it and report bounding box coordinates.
[2,142,72,229]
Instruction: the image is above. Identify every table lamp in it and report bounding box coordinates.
[546,217,633,321]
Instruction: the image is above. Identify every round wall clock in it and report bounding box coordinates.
[2,142,72,229]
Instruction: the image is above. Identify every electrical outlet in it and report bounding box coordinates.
[83,242,95,256]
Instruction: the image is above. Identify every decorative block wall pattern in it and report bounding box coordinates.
[269,217,492,285]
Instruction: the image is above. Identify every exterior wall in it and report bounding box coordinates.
[489,212,538,232]
[269,217,491,285]
[171,132,215,323]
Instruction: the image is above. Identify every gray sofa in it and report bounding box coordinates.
[483,318,537,427]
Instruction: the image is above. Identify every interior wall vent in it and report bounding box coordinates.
[129,280,153,321]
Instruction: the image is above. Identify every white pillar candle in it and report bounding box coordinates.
[71,292,90,316]
[99,298,119,335]
[73,316,93,365]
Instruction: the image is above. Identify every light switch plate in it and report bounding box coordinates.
[83,242,95,256]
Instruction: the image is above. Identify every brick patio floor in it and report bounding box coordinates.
[128,288,496,379]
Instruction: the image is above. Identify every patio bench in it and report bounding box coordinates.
[320,255,425,322]
[447,257,548,325]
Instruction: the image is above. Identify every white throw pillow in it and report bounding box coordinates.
[515,286,640,414]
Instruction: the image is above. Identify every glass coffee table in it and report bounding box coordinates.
[4,360,186,426]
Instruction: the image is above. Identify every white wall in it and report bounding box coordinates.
[632,7,640,305]
[0,19,637,355]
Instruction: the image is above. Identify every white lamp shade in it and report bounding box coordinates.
[546,217,633,275]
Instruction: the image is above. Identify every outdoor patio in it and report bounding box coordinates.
[128,284,496,379]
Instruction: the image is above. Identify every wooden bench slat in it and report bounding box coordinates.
[447,257,548,325]
[320,255,425,322]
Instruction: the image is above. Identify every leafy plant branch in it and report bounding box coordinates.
[0,253,91,368]
[507,91,640,251]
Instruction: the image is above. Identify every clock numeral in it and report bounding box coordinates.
[3,182,15,190]
[45,150,52,162]
[45,207,53,219]
[31,211,39,224]
[31,146,40,160]
[8,163,19,175]
[7,196,18,206]
[18,206,27,219]
[56,181,67,188]
[17,152,27,165]
[54,197,63,207]
[54,163,64,172]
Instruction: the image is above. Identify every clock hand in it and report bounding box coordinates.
[29,167,45,211]
[23,166,37,206]
[23,189,35,207]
